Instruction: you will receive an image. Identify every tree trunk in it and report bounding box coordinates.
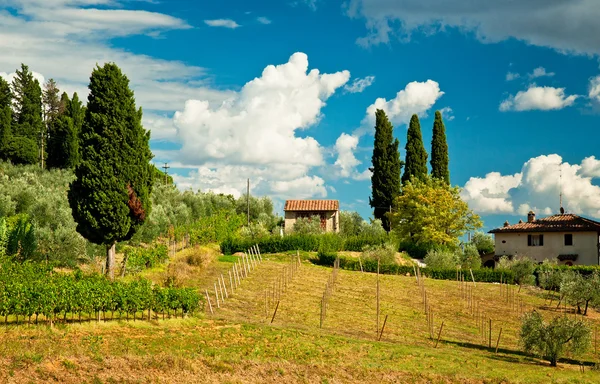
[550,356,557,367]
[584,300,590,316]
[106,243,116,280]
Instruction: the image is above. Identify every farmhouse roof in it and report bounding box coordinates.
[284,200,339,212]
[489,213,600,234]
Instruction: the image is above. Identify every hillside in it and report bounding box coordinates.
[1,247,599,383]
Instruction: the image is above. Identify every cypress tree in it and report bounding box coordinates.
[369,109,402,232]
[0,77,12,159]
[11,64,43,165]
[68,63,154,279]
[47,93,80,169]
[430,110,450,184]
[402,114,428,184]
[42,79,61,168]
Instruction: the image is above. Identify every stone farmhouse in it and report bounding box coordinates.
[283,200,340,234]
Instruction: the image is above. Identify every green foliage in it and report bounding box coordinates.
[402,114,428,184]
[471,232,494,255]
[370,109,402,231]
[6,214,37,261]
[292,215,324,235]
[362,242,397,264]
[537,259,563,292]
[123,243,169,274]
[47,113,79,169]
[235,194,276,225]
[520,311,590,367]
[560,271,600,315]
[460,243,482,269]
[5,136,38,165]
[339,211,363,237]
[312,254,513,283]
[430,110,449,184]
[0,261,200,321]
[391,176,482,247]
[0,77,11,160]
[497,255,536,288]
[69,63,153,247]
[11,64,43,151]
[424,249,458,269]
[185,211,244,245]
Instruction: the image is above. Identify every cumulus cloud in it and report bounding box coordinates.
[529,67,555,79]
[499,86,578,112]
[346,0,600,56]
[361,79,444,130]
[204,19,240,28]
[333,133,371,180]
[506,72,520,81]
[462,154,600,219]
[164,52,349,199]
[344,76,375,93]
[589,75,600,104]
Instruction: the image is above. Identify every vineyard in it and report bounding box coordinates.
[0,261,200,324]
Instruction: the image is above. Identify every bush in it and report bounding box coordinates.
[362,243,397,265]
[521,311,590,367]
[292,215,324,235]
[424,249,458,269]
[123,243,169,274]
[460,244,482,269]
[498,255,536,289]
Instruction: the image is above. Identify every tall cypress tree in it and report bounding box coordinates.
[11,64,43,164]
[0,77,12,159]
[430,110,450,184]
[48,93,80,169]
[402,114,428,184]
[42,79,61,168]
[68,63,153,279]
[369,109,402,232]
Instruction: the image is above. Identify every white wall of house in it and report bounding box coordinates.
[494,231,599,265]
[284,211,339,233]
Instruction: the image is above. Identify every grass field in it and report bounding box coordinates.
[1,247,600,383]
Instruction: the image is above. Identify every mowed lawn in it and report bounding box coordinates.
[1,249,599,383]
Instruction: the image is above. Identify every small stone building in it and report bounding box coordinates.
[283,200,340,234]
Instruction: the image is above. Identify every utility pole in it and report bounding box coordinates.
[389,205,392,231]
[162,162,170,185]
[247,178,250,226]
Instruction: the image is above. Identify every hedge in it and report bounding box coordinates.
[220,233,389,255]
[312,253,515,284]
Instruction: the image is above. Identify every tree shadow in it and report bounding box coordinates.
[441,339,597,368]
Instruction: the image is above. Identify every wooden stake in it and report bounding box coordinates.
[205,289,214,314]
[435,322,445,348]
[214,283,220,308]
[376,258,380,335]
[470,268,476,286]
[221,274,228,298]
[271,300,280,324]
[229,270,234,293]
[218,278,225,302]
[489,319,492,348]
[495,327,503,353]
[378,315,389,341]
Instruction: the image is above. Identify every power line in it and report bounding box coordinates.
[162,162,170,185]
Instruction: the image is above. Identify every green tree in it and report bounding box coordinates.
[339,211,363,237]
[424,249,458,269]
[471,232,495,255]
[68,63,153,279]
[560,271,600,315]
[430,110,449,184]
[292,215,324,235]
[520,311,590,367]
[0,77,12,158]
[42,79,61,168]
[11,64,43,162]
[369,109,402,231]
[460,243,482,269]
[402,114,428,184]
[390,176,482,247]
[5,137,38,165]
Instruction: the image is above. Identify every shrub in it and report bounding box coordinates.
[471,232,494,255]
[123,243,169,274]
[520,311,590,367]
[362,243,397,265]
[537,259,563,292]
[560,271,600,315]
[292,215,324,235]
[498,255,536,290]
[424,249,458,269]
[460,244,482,269]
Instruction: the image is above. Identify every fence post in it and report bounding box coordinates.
[205,289,214,314]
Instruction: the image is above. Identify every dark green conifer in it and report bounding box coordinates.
[369,109,403,232]
[11,64,43,157]
[0,77,12,159]
[68,63,154,279]
[402,114,428,184]
[431,111,450,184]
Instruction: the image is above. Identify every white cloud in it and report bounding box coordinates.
[204,19,241,29]
[499,86,578,112]
[346,0,600,56]
[439,106,454,121]
[165,52,350,199]
[506,72,520,81]
[344,76,375,93]
[462,154,600,219]
[589,75,600,104]
[529,67,555,79]
[257,16,271,24]
[333,133,371,180]
[362,79,444,131]
[0,0,233,116]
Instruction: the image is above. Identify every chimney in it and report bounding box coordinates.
[503,221,510,227]
[527,211,535,223]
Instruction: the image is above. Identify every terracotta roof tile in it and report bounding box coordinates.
[284,200,339,212]
[489,214,600,233]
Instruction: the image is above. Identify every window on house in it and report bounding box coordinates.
[564,234,573,246]
[527,234,544,246]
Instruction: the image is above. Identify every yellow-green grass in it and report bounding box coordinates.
[1,249,600,383]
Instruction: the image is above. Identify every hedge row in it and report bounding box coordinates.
[220,233,389,255]
[0,262,200,323]
[312,253,515,284]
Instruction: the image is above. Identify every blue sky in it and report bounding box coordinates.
[1,0,600,232]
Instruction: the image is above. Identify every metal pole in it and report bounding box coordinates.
[247,178,250,226]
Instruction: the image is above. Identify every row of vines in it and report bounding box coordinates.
[0,262,201,324]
